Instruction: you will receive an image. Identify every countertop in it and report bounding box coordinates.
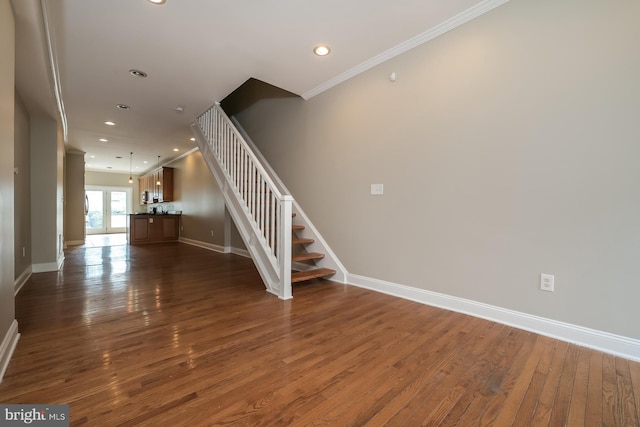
[130,213,182,216]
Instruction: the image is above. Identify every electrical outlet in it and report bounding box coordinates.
[540,273,554,292]
[22,246,25,257]
[210,230,214,237]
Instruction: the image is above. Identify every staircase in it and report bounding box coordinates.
[290,215,336,284]
[192,103,340,299]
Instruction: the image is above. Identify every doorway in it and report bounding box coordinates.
[85,186,132,235]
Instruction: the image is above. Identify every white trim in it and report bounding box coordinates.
[230,248,251,258]
[32,261,60,273]
[14,266,32,296]
[179,237,251,259]
[0,320,20,383]
[40,0,68,141]
[302,0,511,100]
[348,274,640,362]
[167,147,199,166]
[179,237,228,254]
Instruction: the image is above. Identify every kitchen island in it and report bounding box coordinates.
[128,213,181,245]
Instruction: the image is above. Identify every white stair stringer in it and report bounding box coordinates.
[191,104,292,299]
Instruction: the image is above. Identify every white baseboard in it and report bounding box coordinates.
[179,237,228,253]
[32,261,59,273]
[348,274,640,362]
[179,237,251,259]
[32,255,64,273]
[14,266,32,296]
[0,320,20,383]
[230,248,250,258]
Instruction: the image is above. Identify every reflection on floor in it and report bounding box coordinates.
[83,233,127,247]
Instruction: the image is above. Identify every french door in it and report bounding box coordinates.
[85,186,132,234]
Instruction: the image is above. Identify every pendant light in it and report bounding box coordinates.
[156,155,161,186]
[128,152,133,183]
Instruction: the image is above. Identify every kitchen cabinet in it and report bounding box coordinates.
[139,167,174,204]
[128,214,181,244]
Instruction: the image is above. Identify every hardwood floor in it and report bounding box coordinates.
[1,243,639,426]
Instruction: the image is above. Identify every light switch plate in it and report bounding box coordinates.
[371,184,384,195]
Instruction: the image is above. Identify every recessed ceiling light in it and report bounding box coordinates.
[116,156,123,159]
[143,161,148,164]
[173,148,179,152]
[129,69,148,78]
[116,104,130,110]
[147,0,166,4]
[190,137,195,141]
[105,121,115,126]
[313,45,331,56]
[90,155,95,158]
[99,138,108,142]
[107,166,113,169]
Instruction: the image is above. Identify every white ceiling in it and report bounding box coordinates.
[13,0,504,174]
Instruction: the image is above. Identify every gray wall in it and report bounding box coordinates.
[233,0,640,339]
[0,0,16,357]
[167,151,228,247]
[14,92,31,279]
[30,116,61,269]
[64,152,85,243]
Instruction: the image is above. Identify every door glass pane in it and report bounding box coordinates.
[110,191,127,229]
[86,191,104,230]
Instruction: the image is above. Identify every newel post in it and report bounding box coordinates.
[279,196,293,299]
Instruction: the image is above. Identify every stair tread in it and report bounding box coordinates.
[292,252,325,262]
[292,237,314,244]
[291,268,336,283]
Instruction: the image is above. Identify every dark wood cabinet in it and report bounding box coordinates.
[131,216,151,242]
[128,214,180,244]
[139,167,174,204]
[162,216,179,240]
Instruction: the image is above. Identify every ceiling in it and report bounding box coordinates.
[13,0,502,174]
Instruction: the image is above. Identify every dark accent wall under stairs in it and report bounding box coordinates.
[220,78,299,118]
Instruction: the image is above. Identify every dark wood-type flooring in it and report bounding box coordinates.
[1,243,639,426]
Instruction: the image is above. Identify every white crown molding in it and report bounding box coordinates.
[302,0,511,100]
[40,0,68,141]
[348,274,640,362]
[0,320,20,383]
[14,266,32,296]
[166,147,199,166]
